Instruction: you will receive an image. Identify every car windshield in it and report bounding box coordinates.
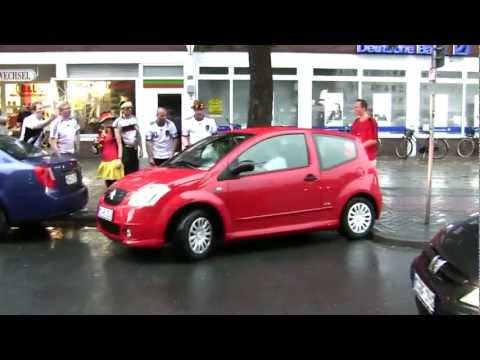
[165,133,252,170]
[0,135,47,160]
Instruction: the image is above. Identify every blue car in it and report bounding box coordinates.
[0,135,88,240]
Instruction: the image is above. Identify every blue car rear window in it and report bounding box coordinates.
[0,135,45,160]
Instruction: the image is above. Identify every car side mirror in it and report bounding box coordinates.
[230,161,255,176]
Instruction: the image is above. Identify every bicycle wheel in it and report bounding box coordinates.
[395,138,413,159]
[457,138,475,158]
[433,139,449,160]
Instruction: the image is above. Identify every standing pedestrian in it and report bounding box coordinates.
[113,101,143,175]
[20,102,56,147]
[49,101,80,156]
[351,99,379,167]
[0,114,8,135]
[182,100,217,150]
[95,112,124,188]
[146,107,178,166]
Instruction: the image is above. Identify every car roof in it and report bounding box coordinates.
[229,127,356,140]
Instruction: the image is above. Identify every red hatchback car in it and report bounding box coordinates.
[97,127,382,260]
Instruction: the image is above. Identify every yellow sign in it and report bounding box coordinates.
[208,97,223,115]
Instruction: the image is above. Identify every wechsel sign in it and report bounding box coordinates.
[0,69,37,82]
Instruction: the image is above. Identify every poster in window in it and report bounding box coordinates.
[434,94,449,128]
[475,95,479,128]
[372,93,392,126]
[208,97,223,115]
[324,92,344,127]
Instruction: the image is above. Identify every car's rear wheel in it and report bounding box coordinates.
[0,208,9,242]
[341,197,375,240]
[173,209,216,261]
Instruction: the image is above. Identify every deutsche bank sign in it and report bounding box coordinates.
[357,45,434,55]
[358,45,474,56]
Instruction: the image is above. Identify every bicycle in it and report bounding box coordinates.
[395,128,449,160]
[457,127,479,158]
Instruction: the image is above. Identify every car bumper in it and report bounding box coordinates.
[410,254,479,315]
[96,199,168,248]
[10,186,89,224]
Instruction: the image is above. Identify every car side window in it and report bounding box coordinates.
[235,134,309,176]
[313,135,357,170]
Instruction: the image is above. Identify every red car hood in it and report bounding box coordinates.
[113,167,207,192]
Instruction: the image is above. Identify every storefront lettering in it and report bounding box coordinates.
[358,45,474,56]
[0,69,37,82]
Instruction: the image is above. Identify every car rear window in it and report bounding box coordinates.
[0,135,46,160]
[313,135,357,170]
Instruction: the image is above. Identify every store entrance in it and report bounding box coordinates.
[158,94,182,152]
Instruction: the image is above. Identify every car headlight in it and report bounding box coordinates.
[460,288,479,308]
[128,184,170,208]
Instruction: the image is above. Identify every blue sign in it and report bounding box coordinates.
[357,45,417,55]
[452,45,472,56]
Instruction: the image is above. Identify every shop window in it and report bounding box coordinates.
[143,66,183,77]
[233,80,249,128]
[314,135,357,170]
[273,68,297,76]
[199,67,228,75]
[314,69,357,76]
[234,68,250,75]
[363,70,405,77]
[420,83,463,128]
[198,80,230,127]
[362,82,407,128]
[61,80,136,134]
[273,81,298,126]
[312,81,359,128]
[466,84,479,128]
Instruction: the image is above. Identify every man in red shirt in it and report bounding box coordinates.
[351,99,378,167]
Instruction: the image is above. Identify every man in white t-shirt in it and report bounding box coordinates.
[113,101,143,175]
[146,107,178,166]
[182,100,218,150]
[20,102,56,147]
[49,101,80,156]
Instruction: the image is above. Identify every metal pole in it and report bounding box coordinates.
[425,46,437,225]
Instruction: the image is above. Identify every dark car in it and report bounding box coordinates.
[410,214,479,315]
[0,135,88,241]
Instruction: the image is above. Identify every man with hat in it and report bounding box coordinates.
[113,101,143,175]
[182,100,218,150]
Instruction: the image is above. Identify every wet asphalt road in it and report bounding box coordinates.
[0,227,420,315]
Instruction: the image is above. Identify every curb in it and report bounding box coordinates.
[371,229,429,249]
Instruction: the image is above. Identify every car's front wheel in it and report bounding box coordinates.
[0,208,9,242]
[173,209,217,261]
[341,197,375,240]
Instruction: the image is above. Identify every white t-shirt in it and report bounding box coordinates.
[113,115,139,147]
[145,120,178,159]
[50,117,80,154]
[182,117,218,145]
[20,113,44,147]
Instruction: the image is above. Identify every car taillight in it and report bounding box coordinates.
[34,166,57,188]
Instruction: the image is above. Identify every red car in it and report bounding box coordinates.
[97,127,382,260]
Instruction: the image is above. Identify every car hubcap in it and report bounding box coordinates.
[347,203,372,234]
[188,217,212,255]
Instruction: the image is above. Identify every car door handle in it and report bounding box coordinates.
[304,174,318,182]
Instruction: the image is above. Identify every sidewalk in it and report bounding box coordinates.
[46,156,479,248]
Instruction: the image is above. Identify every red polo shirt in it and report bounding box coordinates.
[351,117,378,161]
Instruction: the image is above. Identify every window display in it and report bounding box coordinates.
[420,83,463,129]
[273,81,298,127]
[60,80,135,134]
[233,80,249,128]
[312,81,359,127]
[362,82,407,128]
[198,80,230,127]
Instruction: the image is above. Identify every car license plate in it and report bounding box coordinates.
[65,172,78,185]
[98,206,114,222]
[413,273,435,314]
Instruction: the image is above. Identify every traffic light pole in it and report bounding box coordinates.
[424,46,437,225]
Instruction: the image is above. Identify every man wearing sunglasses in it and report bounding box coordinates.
[19,101,56,147]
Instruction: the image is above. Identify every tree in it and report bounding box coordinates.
[247,45,273,127]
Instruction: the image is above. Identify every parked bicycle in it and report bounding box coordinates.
[395,128,449,160]
[457,127,479,158]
